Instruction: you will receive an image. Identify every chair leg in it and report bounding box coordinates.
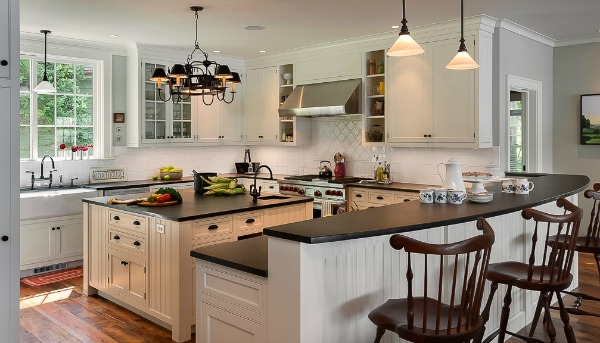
[374,327,385,343]
[497,285,513,343]
[474,282,498,343]
[555,291,577,343]
[595,253,600,284]
[528,293,544,337]
[541,292,557,343]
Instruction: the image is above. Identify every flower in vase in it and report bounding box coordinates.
[81,146,88,152]
[59,143,66,150]
[71,146,79,152]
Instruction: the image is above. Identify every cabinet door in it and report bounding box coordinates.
[195,97,221,143]
[261,68,280,142]
[199,301,265,343]
[170,97,195,143]
[108,251,146,304]
[20,223,53,267]
[386,43,433,143]
[246,67,279,143]
[431,38,475,143]
[0,0,8,79]
[142,61,169,143]
[220,85,244,143]
[55,218,83,260]
[245,68,263,142]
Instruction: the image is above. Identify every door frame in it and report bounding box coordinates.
[505,75,543,173]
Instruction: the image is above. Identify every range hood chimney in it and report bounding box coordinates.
[278,79,361,117]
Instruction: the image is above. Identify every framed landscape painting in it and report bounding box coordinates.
[581,94,600,145]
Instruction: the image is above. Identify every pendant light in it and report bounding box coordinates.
[446,0,479,70]
[34,30,56,94]
[387,0,424,57]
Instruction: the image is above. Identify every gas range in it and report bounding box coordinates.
[278,175,371,201]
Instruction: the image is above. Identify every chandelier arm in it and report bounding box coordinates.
[157,88,172,102]
[222,91,234,104]
[202,94,215,106]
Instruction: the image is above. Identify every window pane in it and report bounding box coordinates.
[145,103,155,120]
[156,102,166,120]
[75,65,93,95]
[183,104,191,120]
[20,94,30,125]
[20,59,30,91]
[156,121,166,139]
[57,127,75,147]
[173,104,182,120]
[37,94,55,125]
[145,121,155,139]
[76,96,93,125]
[20,126,30,159]
[76,127,93,146]
[56,63,74,93]
[37,61,54,85]
[182,122,192,138]
[56,95,75,126]
[37,127,56,157]
[145,82,155,101]
[144,63,155,80]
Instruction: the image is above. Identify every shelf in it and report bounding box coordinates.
[280,84,294,88]
[366,73,385,78]
[366,115,385,119]
[280,119,294,122]
[367,95,385,99]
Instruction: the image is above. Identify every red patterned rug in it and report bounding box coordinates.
[21,266,83,287]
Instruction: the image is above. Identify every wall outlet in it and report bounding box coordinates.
[156,224,165,234]
[371,153,386,162]
[293,169,300,175]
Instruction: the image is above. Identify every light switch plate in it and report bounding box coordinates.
[372,153,386,162]
[156,224,165,234]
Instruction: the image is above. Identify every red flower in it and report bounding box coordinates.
[81,146,88,151]
[59,143,66,150]
[87,144,94,148]
[71,146,79,152]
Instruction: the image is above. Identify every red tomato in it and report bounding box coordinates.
[156,195,166,203]
[162,193,171,201]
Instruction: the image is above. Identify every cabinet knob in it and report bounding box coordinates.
[0,60,7,66]
[121,261,129,266]
[1,235,8,242]
[56,226,60,230]
[113,216,120,220]
[51,227,56,231]
[133,220,140,226]
[428,134,432,137]
[113,235,120,240]
[424,134,427,137]
[245,218,256,224]
[133,241,141,246]
[208,224,219,230]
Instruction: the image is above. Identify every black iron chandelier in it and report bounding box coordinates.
[149,6,241,105]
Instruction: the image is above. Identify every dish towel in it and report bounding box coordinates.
[322,200,333,216]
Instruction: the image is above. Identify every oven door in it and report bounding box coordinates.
[312,199,346,218]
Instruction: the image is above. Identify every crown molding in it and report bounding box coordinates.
[20,31,128,56]
[554,36,600,47]
[496,19,556,47]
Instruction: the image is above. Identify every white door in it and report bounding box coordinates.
[0,0,9,78]
[55,218,84,259]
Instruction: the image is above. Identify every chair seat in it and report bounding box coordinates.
[486,261,573,291]
[549,234,600,254]
[368,297,483,343]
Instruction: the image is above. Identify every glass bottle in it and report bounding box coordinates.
[376,162,384,183]
[377,62,385,74]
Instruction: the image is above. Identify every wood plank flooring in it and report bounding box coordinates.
[19,254,600,342]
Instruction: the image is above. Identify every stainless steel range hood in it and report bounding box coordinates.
[278,79,361,117]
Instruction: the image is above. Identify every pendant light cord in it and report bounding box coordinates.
[400,0,409,35]
[458,0,467,51]
[42,30,50,81]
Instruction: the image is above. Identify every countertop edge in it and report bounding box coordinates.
[190,250,268,277]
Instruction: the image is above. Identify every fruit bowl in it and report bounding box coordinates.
[159,172,183,180]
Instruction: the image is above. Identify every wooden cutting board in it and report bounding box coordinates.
[137,200,179,207]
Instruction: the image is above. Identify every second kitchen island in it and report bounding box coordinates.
[82,189,312,342]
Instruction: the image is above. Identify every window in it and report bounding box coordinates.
[20,56,98,159]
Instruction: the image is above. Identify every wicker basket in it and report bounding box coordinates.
[159,172,183,180]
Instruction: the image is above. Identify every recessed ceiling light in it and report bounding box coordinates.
[391,25,400,29]
[259,50,266,53]
[244,25,266,31]
[213,50,220,53]
[109,34,119,38]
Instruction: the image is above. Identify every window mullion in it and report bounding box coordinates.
[30,57,39,160]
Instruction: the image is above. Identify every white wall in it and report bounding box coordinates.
[494,25,554,172]
[553,42,600,228]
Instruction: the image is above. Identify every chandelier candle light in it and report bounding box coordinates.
[149,6,241,105]
[387,0,424,57]
[446,0,479,70]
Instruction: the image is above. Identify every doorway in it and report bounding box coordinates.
[505,75,543,173]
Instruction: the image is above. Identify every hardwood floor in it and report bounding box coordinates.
[19,254,600,342]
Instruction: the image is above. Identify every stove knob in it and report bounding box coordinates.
[282,185,289,191]
[293,187,299,192]
[325,190,332,195]
[336,190,343,196]
[298,189,305,195]
[314,190,322,197]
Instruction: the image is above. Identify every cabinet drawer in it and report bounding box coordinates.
[108,210,147,235]
[394,193,419,203]
[198,301,265,343]
[349,189,367,202]
[236,211,264,235]
[192,217,233,243]
[368,192,394,205]
[109,229,146,255]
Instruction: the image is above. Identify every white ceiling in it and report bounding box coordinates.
[20,0,600,58]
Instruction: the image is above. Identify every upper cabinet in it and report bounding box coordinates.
[245,66,280,143]
[195,80,244,145]
[385,17,494,148]
[294,53,362,85]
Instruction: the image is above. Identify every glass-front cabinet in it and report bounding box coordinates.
[141,60,194,144]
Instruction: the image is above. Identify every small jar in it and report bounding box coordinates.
[377,62,384,74]
[368,59,376,75]
[378,81,385,95]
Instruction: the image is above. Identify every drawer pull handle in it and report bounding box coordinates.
[269,186,274,189]
[133,220,141,226]
[113,216,120,220]
[376,196,384,200]
[403,199,411,202]
[51,227,56,231]
[246,218,256,224]
[121,261,129,266]
[133,241,141,246]
[208,225,219,230]
[355,194,362,198]
[113,235,120,240]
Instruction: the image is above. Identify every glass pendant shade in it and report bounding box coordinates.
[446,50,479,70]
[34,30,56,94]
[388,34,425,57]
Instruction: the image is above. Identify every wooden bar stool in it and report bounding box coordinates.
[528,184,600,336]
[368,217,495,343]
[480,198,583,343]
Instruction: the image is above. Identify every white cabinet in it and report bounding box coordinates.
[20,216,83,269]
[195,85,244,144]
[385,18,493,148]
[199,301,265,343]
[294,53,362,84]
[245,67,279,143]
[0,0,9,79]
[108,248,146,305]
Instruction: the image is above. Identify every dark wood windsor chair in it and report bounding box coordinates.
[368,217,495,343]
[480,198,583,343]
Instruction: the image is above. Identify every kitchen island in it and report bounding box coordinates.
[191,174,589,343]
[82,188,312,342]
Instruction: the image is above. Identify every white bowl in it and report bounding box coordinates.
[468,192,493,203]
[283,73,293,84]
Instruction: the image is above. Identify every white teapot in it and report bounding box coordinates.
[437,158,466,192]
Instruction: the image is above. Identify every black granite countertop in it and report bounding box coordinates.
[84,173,286,191]
[346,182,437,192]
[190,236,268,277]
[264,174,590,244]
[82,188,312,221]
